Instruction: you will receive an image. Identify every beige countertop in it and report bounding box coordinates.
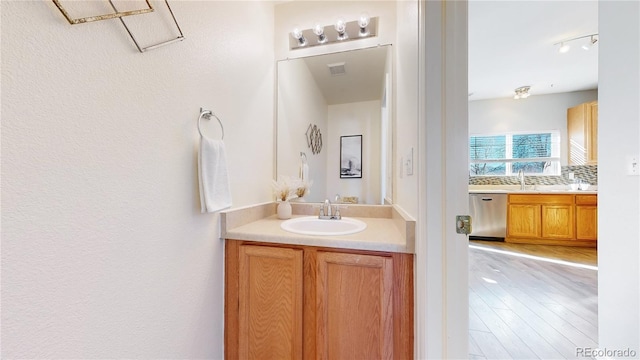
[469,184,597,195]
[221,202,415,254]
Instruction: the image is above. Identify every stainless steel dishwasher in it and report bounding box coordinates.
[469,193,507,240]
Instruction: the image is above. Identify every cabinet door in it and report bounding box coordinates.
[238,245,303,360]
[576,205,598,240]
[507,204,541,238]
[541,204,574,239]
[316,252,393,360]
[568,103,587,165]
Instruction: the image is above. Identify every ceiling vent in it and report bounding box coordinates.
[327,62,346,76]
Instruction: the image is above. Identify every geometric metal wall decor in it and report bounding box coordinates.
[306,124,323,155]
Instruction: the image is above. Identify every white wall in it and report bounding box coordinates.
[394,0,419,217]
[469,90,597,165]
[598,0,640,353]
[1,1,274,358]
[276,59,328,201]
[326,101,381,204]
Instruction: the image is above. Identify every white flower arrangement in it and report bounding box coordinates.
[272,176,313,202]
[272,176,297,202]
[295,179,313,199]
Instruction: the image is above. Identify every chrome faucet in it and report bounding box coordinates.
[319,198,341,220]
[517,169,525,190]
[323,199,332,217]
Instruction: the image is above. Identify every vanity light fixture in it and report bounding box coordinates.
[358,13,370,37]
[513,86,531,100]
[554,33,598,54]
[334,18,348,41]
[292,26,307,47]
[288,16,378,50]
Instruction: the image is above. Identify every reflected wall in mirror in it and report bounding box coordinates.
[277,45,393,204]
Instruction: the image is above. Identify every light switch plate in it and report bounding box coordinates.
[406,148,414,176]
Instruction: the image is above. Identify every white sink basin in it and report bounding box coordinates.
[280,216,367,236]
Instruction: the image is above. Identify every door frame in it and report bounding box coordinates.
[416,0,469,358]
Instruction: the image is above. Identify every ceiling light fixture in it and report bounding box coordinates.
[513,86,531,100]
[554,33,598,54]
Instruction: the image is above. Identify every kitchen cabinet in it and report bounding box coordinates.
[568,101,598,165]
[507,194,595,246]
[507,204,541,238]
[541,204,574,239]
[576,195,598,240]
[225,240,413,360]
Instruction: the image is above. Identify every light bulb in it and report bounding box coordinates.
[358,13,370,37]
[335,18,348,40]
[558,42,570,53]
[313,23,327,43]
[292,26,306,46]
[582,36,597,50]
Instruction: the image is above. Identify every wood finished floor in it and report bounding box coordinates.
[469,240,598,360]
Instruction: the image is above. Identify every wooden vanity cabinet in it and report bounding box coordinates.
[225,240,414,360]
[568,101,598,165]
[507,194,595,246]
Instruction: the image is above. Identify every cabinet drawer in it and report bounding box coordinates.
[508,194,574,205]
[576,195,597,205]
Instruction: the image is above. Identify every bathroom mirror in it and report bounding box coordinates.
[276,45,393,204]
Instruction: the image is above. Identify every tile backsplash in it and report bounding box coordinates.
[469,165,597,186]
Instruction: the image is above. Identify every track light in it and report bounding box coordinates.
[581,35,598,50]
[558,42,570,53]
[555,33,598,54]
[514,86,531,100]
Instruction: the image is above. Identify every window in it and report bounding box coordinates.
[470,131,560,176]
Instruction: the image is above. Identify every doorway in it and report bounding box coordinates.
[466,1,599,358]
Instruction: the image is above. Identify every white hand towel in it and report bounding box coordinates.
[198,136,232,213]
[302,163,309,181]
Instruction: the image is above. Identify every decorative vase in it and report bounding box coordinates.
[277,200,292,220]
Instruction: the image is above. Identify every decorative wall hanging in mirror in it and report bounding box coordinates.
[340,135,362,179]
[51,0,184,53]
[306,124,323,155]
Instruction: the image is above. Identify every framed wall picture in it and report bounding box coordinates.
[340,135,362,178]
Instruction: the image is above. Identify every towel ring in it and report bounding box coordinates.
[197,108,224,140]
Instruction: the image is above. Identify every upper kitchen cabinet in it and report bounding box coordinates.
[568,101,598,165]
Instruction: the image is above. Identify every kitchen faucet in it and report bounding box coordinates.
[518,169,525,190]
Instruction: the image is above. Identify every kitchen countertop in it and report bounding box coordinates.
[221,202,415,254]
[469,184,597,195]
